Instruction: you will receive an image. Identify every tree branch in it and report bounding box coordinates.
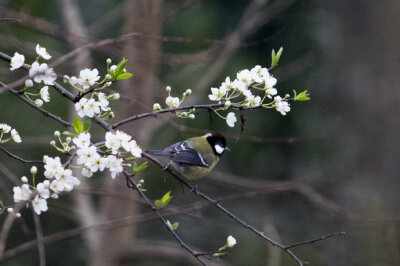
[32,211,46,266]
[0,145,44,164]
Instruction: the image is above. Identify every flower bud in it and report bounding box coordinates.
[110,65,117,72]
[106,58,112,64]
[105,82,112,87]
[7,208,13,214]
[153,103,162,111]
[165,86,171,93]
[105,74,112,79]
[31,166,38,174]
[66,137,72,143]
[15,213,21,218]
[35,99,43,107]
[185,89,192,95]
[54,130,60,137]
[21,176,28,183]
[224,100,231,107]
[112,93,120,100]
[25,79,33,87]
[50,140,56,146]
[188,114,195,119]
[227,235,237,247]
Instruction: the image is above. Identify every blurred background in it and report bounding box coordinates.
[0,0,399,265]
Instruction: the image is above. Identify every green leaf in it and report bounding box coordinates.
[133,161,148,174]
[271,46,284,67]
[62,131,77,137]
[155,191,172,210]
[170,222,179,230]
[294,90,310,101]
[110,58,128,79]
[116,72,133,80]
[83,119,91,133]
[73,116,84,134]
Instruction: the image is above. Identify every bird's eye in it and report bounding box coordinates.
[214,144,225,155]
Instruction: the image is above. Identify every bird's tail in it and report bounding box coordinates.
[145,150,174,157]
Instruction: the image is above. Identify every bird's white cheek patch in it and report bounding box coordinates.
[215,145,224,155]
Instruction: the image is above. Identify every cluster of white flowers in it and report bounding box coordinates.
[208,65,290,127]
[64,68,100,91]
[74,92,119,118]
[73,131,141,179]
[0,123,21,143]
[9,44,56,107]
[13,159,80,215]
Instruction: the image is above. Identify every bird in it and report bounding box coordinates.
[146,133,229,180]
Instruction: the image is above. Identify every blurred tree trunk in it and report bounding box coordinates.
[92,1,162,265]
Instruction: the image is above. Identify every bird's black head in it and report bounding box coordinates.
[205,133,229,156]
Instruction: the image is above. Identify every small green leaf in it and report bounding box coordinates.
[110,58,127,79]
[83,120,91,133]
[73,116,84,134]
[170,222,179,230]
[271,46,284,67]
[133,161,148,174]
[155,191,172,210]
[63,131,77,137]
[295,90,310,101]
[116,73,133,80]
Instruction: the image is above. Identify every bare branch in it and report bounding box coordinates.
[32,211,46,266]
[284,232,346,250]
[123,170,209,266]
[0,145,43,164]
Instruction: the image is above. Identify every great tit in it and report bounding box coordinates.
[146,133,229,180]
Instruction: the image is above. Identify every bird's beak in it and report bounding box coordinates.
[225,147,230,151]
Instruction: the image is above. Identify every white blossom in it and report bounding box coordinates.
[77,145,98,165]
[29,62,56,85]
[10,52,25,71]
[36,181,50,199]
[208,87,227,101]
[32,195,48,215]
[247,95,261,107]
[11,129,21,143]
[40,86,50,102]
[128,140,142,158]
[106,155,123,179]
[0,123,11,133]
[13,184,32,202]
[78,68,100,90]
[237,69,252,86]
[220,77,234,91]
[44,157,63,178]
[73,133,91,148]
[116,130,131,151]
[36,44,52,60]
[98,93,110,111]
[75,98,88,117]
[227,235,237,247]
[83,99,101,118]
[81,167,94,178]
[21,176,28,183]
[110,65,117,72]
[274,96,291,115]
[226,112,237,127]
[85,154,107,173]
[105,131,121,154]
[165,96,180,108]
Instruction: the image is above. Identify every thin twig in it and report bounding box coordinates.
[284,232,346,250]
[32,210,46,266]
[122,170,208,266]
[0,145,43,164]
